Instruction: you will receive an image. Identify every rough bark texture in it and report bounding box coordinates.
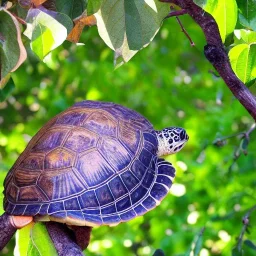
[0,213,17,251]
[46,222,84,256]
[161,0,256,121]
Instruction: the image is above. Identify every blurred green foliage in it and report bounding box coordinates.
[0,13,256,256]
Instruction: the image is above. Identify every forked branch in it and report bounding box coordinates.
[161,0,256,121]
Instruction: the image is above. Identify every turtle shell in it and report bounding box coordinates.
[4,101,175,226]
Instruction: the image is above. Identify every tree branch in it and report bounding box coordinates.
[235,205,256,252]
[161,0,256,121]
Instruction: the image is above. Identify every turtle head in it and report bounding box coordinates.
[155,127,189,157]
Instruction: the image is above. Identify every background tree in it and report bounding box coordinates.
[0,0,256,255]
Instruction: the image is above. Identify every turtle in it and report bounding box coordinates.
[0,100,189,255]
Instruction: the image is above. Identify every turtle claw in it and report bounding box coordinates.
[10,215,33,228]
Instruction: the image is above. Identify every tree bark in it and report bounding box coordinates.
[46,222,84,256]
[0,213,17,251]
[161,0,256,121]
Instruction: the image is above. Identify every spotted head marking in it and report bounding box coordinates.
[155,127,189,157]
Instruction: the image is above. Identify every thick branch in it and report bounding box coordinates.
[161,0,256,121]
[46,222,84,256]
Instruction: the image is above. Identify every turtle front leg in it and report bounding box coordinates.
[46,222,84,256]
[0,213,33,251]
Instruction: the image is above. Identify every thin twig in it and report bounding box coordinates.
[165,7,194,46]
[165,9,187,18]
[236,205,256,252]
[175,16,195,46]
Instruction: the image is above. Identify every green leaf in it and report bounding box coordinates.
[87,0,103,15]
[55,0,87,19]
[24,8,72,60]
[204,0,237,42]
[0,8,27,80]
[234,29,256,45]
[16,223,57,256]
[15,223,32,255]
[229,43,256,84]
[0,74,15,102]
[29,223,57,256]
[237,0,256,31]
[94,0,169,66]
[244,239,256,250]
[193,0,207,7]
[232,247,243,256]
[240,137,249,155]
[193,235,203,256]
[153,249,165,256]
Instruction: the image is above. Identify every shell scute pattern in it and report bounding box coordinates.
[25,204,41,215]
[52,170,85,199]
[130,160,147,180]
[142,196,156,210]
[19,155,44,170]
[134,205,147,216]
[131,186,147,205]
[101,204,116,215]
[95,184,114,206]
[76,150,115,187]
[108,176,128,199]
[83,111,117,137]
[4,101,177,226]
[64,128,98,153]
[14,169,41,187]
[45,148,75,169]
[55,111,87,126]
[78,190,99,208]
[116,196,131,212]
[64,197,81,211]
[99,137,132,172]
[142,170,155,188]
[150,183,168,201]
[32,129,67,153]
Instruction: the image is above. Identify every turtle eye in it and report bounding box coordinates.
[180,130,186,140]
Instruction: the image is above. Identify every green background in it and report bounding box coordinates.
[0,15,256,256]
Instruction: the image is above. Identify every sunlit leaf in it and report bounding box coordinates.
[234,29,256,45]
[55,0,87,19]
[204,0,237,42]
[87,0,103,15]
[229,43,256,84]
[25,223,57,256]
[24,7,72,59]
[15,223,33,255]
[0,8,27,80]
[94,0,169,66]
[237,0,256,31]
